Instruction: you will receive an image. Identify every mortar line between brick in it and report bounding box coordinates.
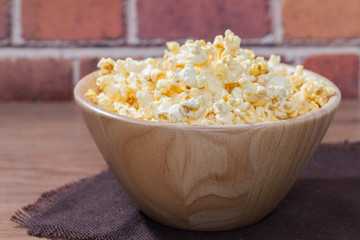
[126,0,139,45]
[0,47,166,59]
[251,46,360,60]
[270,0,284,44]
[0,46,359,60]
[358,54,360,98]
[12,0,25,45]
[72,59,80,85]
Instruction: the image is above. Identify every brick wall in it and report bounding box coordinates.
[0,0,359,101]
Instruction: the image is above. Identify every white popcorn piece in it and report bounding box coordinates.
[86,30,335,125]
[188,41,208,65]
[176,60,198,88]
[97,58,116,76]
[180,96,206,119]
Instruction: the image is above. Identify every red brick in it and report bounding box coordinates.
[0,0,10,39]
[80,57,100,78]
[22,0,125,40]
[303,55,359,98]
[0,59,72,100]
[283,0,360,39]
[137,0,270,40]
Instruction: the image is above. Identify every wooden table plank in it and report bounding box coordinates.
[0,100,359,239]
[0,103,107,240]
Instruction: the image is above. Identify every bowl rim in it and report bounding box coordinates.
[74,63,341,130]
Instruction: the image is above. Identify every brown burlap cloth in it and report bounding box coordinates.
[11,142,360,240]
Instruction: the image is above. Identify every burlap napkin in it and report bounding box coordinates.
[12,142,360,240]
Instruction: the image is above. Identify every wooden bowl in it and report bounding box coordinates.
[74,64,341,231]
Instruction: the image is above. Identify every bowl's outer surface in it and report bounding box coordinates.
[74,65,341,231]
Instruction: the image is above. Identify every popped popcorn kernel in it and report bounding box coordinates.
[85,89,97,103]
[97,58,116,76]
[86,30,336,125]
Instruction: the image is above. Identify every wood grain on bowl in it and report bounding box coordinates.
[74,65,341,231]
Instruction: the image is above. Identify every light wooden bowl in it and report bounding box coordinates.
[74,64,341,231]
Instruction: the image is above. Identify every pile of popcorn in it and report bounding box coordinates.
[86,30,335,125]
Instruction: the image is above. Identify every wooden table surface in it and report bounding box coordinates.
[1,100,359,240]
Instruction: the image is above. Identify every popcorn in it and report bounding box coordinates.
[188,41,208,65]
[179,96,206,119]
[86,30,335,125]
[97,58,116,76]
[176,61,198,88]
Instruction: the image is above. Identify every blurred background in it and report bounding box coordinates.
[0,0,359,101]
[1,1,359,236]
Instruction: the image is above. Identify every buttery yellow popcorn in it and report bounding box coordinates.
[85,30,335,125]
